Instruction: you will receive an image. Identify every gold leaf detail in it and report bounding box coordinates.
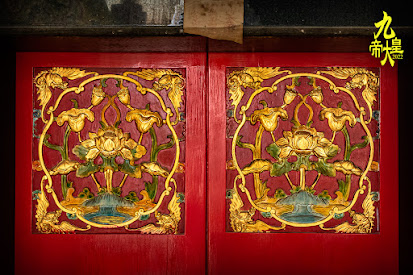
[321,67,379,123]
[128,69,185,112]
[34,72,65,107]
[129,69,171,81]
[334,193,375,233]
[370,161,379,172]
[76,126,141,162]
[36,86,52,108]
[242,159,272,175]
[141,162,169,177]
[32,160,43,171]
[275,125,339,159]
[227,67,289,109]
[155,73,185,111]
[175,163,185,173]
[34,68,95,107]
[117,87,131,105]
[283,88,297,105]
[250,107,288,132]
[321,67,361,79]
[133,145,147,159]
[35,185,89,234]
[139,193,182,234]
[226,159,236,170]
[319,107,357,132]
[138,224,166,234]
[229,188,256,232]
[126,109,163,134]
[56,108,95,132]
[229,86,244,108]
[229,188,285,232]
[49,67,95,80]
[91,85,105,106]
[333,161,363,176]
[243,67,287,83]
[49,160,80,176]
[309,86,323,104]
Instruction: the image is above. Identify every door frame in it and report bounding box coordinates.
[207,52,398,274]
[15,52,207,274]
[10,37,402,273]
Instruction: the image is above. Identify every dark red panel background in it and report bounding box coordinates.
[208,53,398,274]
[16,53,206,274]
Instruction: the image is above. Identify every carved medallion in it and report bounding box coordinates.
[226,67,380,233]
[32,68,186,234]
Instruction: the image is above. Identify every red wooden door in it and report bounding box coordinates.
[208,53,398,274]
[16,51,398,274]
[16,52,206,274]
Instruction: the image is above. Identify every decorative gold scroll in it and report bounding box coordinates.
[227,67,379,233]
[32,68,185,234]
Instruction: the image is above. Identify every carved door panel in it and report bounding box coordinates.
[16,53,206,274]
[208,53,398,273]
[15,51,398,274]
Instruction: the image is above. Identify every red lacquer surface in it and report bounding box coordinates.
[16,52,206,274]
[208,53,398,274]
[16,51,399,274]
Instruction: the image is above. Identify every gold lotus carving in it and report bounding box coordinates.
[32,68,185,234]
[227,67,379,233]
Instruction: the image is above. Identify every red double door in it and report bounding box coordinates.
[16,52,398,274]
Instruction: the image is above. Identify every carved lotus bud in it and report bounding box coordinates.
[126,109,163,134]
[309,86,323,104]
[283,89,297,105]
[117,87,131,105]
[333,160,362,176]
[91,85,105,106]
[56,108,94,132]
[319,107,357,132]
[250,107,288,132]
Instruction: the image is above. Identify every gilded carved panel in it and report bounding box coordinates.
[32,68,186,234]
[226,67,380,233]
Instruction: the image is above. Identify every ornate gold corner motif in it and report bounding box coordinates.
[32,67,185,234]
[226,67,380,233]
[321,187,376,233]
